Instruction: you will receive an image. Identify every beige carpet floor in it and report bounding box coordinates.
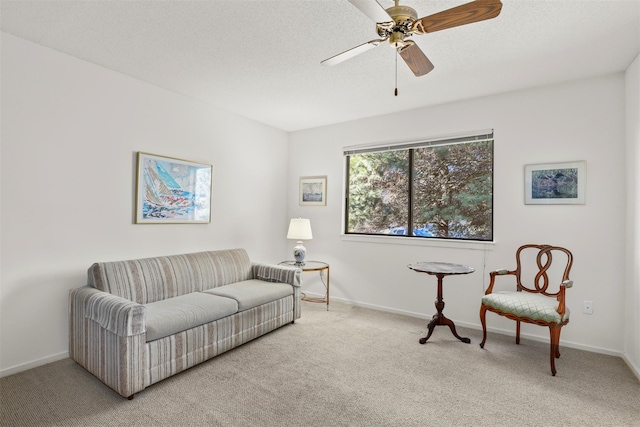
[1,301,639,426]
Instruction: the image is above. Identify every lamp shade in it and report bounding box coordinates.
[287,218,313,240]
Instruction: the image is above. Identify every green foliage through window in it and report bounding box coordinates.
[345,136,493,241]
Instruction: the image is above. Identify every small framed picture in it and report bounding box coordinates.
[524,161,586,205]
[135,152,213,223]
[299,176,327,206]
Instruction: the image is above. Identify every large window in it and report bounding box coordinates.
[345,132,494,241]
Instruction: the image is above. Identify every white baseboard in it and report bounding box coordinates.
[622,354,640,381]
[0,351,69,379]
[321,295,626,358]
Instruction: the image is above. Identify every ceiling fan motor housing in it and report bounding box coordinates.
[386,4,418,21]
[377,5,418,48]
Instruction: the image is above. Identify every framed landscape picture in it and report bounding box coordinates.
[135,152,213,223]
[299,176,327,206]
[524,161,586,205]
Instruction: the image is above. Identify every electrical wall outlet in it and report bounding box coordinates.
[583,300,593,315]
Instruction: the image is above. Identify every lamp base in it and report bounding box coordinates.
[293,241,306,265]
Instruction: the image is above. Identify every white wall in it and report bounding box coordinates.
[625,55,640,375]
[0,33,290,375]
[289,73,630,356]
[2,31,636,377]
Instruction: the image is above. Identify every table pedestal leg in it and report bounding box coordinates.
[419,274,471,344]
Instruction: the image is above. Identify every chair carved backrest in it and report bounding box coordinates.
[513,243,573,293]
[511,245,573,319]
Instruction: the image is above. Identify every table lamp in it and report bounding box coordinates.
[287,218,313,265]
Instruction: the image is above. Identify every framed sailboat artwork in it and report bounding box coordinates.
[135,152,213,224]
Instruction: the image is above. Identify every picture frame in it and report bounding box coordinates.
[299,176,327,206]
[135,152,213,223]
[524,161,586,205]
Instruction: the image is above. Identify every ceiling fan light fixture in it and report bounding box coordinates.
[377,3,417,40]
[389,32,407,48]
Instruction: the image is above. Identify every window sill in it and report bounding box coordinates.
[341,234,495,251]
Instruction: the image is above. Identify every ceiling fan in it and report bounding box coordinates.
[321,0,503,78]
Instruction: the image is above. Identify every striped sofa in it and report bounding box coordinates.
[69,248,301,399]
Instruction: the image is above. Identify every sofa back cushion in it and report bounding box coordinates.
[87,249,252,304]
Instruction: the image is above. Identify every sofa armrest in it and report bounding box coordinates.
[69,286,146,398]
[88,293,146,337]
[71,286,146,337]
[251,263,302,288]
[251,263,303,321]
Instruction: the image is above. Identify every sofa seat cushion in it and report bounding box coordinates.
[202,279,293,312]
[144,293,238,342]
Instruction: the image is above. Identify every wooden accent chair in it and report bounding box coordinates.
[479,244,574,375]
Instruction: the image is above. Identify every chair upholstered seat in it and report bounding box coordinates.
[481,291,570,323]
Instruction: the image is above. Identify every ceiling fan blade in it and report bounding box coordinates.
[321,39,385,66]
[398,41,434,77]
[348,0,393,24]
[413,0,502,34]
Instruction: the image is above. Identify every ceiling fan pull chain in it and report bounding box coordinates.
[395,51,398,96]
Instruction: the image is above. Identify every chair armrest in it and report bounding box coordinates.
[484,269,516,294]
[71,286,146,337]
[556,279,573,316]
[251,263,302,288]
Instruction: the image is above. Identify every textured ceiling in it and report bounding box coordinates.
[1,0,639,132]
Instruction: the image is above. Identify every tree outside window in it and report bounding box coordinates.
[345,137,493,241]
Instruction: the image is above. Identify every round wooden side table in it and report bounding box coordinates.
[408,261,474,344]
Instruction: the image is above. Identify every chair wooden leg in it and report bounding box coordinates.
[516,320,521,344]
[549,325,561,376]
[479,304,488,348]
